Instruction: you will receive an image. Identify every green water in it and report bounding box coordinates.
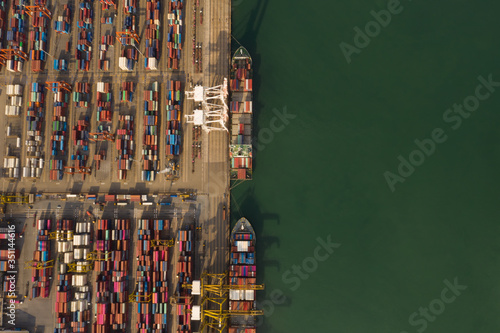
[231,1,500,332]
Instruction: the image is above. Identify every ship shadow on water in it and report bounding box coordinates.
[231,0,268,175]
[231,186,292,331]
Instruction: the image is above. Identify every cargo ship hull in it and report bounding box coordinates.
[229,218,257,332]
[230,47,253,180]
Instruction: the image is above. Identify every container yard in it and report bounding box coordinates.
[166,80,182,158]
[142,82,159,182]
[0,0,233,331]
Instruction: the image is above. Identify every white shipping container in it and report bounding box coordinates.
[64,252,74,263]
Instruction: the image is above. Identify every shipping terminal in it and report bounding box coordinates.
[0,0,262,332]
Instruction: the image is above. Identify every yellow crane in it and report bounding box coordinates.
[128,281,152,303]
[181,272,264,333]
[49,230,74,240]
[67,251,110,272]
[0,194,29,205]
[150,239,174,247]
[24,260,54,270]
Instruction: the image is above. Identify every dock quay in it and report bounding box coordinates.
[0,0,240,331]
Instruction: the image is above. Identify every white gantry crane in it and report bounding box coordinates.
[185,78,229,132]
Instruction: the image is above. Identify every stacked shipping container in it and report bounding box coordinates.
[31,219,52,298]
[54,4,71,34]
[96,82,112,122]
[120,82,134,102]
[142,82,159,181]
[134,219,170,332]
[73,82,90,108]
[118,3,138,71]
[67,221,93,333]
[116,115,134,179]
[3,157,20,179]
[76,0,93,71]
[0,0,5,50]
[72,118,89,152]
[144,0,161,70]
[54,219,74,333]
[23,82,45,178]
[29,1,49,72]
[5,84,23,116]
[167,0,183,69]
[48,83,70,181]
[176,228,193,332]
[93,219,130,332]
[166,80,182,156]
[5,0,28,72]
[99,34,114,70]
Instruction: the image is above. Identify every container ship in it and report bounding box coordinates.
[230,47,253,180]
[229,218,257,333]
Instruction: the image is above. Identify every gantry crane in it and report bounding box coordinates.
[181,272,265,333]
[89,131,114,142]
[25,5,52,20]
[24,259,54,270]
[0,49,28,62]
[67,251,110,272]
[116,31,140,46]
[64,166,91,180]
[0,194,29,205]
[150,239,175,247]
[46,81,72,93]
[49,230,74,240]
[128,282,153,303]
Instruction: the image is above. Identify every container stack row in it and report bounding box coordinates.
[3,157,19,179]
[53,59,68,71]
[144,0,161,70]
[31,219,52,298]
[72,118,89,153]
[120,82,134,103]
[119,47,138,71]
[29,2,49,72]
[230,60,253,92]
[5,0,28,72]
[166,80,182,156]
[118,5,138,71]
[96,82,112,122]
[176,228,193,333]
[99,34,114,70]
[116,115,134,180]
[76,0,93,71]
[0,1,5,50]
[5,84,23,116]
[135,219,170,332]
[23,82,45,178]
[54,219,74,333]
[93,219,130,333]
[167,0,183,69]
[68,221,93,333]
[73,82,91,108]
[54,4,71,34]
[48,83,70,181]
[142,82,159,181]
[230,101,252,113]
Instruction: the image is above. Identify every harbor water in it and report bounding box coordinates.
[231,0,500,332]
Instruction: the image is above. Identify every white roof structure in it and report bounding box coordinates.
[192,280,201,295]
[192,305,201,321]
[185,78,229,132]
